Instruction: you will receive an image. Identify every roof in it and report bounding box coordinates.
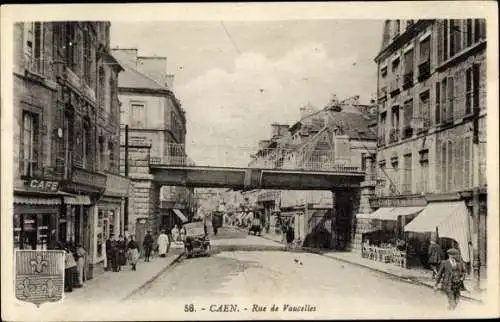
[325,109,377,141]
[113,55,168,91]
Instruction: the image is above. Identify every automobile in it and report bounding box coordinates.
[183,223,211,258]
[248,218,262,236]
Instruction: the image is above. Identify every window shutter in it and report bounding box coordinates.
[463,136,471,188]
[447,76,454,121]
[435,82,441,124]
[446,141,453,191]
[473,62,480,111]
[455,70,464,119]
[437,20,444,64]
[441,79,447,122]
[440,143,446,192]
[455,137,463,189]
[452,20,462,55]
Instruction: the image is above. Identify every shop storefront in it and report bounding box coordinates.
[13,178,69,250]
[93,173,130,276]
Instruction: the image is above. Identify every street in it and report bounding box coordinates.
[127,226,483,317]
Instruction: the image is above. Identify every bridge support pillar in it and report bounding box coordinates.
[352,182,376,254]
[331,188,361,252]
[127,175,160,237]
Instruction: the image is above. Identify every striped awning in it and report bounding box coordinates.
[173,209,188,223]
[63,195,91,205]
[404,201,471,262]
[14,195,61,205]
[392,207,424,217]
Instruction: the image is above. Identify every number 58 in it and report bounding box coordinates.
[184,304,195,312]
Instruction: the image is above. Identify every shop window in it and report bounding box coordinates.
[14,214,52,250]
[20,111,40,177]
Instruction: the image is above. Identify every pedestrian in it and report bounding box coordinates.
[434,248,467,310]
[286,223,295,251]
[127,236,140,271]
[75,243,86,287]
[157,230,169,258]
[105,237,113,271]
[61,243,77,293]
[180,224,187,242]
[143,230,154,262]
[117,235,127,270]
[110,237,120,272]
[428,239,445,279]
[171,225,180,242]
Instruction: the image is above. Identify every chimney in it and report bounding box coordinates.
[136,56,167,85]
[258,140,270,150]
[166,74,175,90]
[111,48,138,67]
[271,123,280,137]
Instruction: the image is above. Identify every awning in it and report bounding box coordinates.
[173,209,188,223]
[14,195,61,205]
[404,201,471,262]
[63,195,91,206]
[368,207,396,221]
[391,207,424,217]
[356,213,373,220]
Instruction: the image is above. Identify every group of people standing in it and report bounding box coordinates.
[59,241,87,293]
[104,235,140,272]
[428,239,468,310]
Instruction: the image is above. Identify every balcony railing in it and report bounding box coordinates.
[417,59,431,81]
[389,77,401,96]
[389,129,400,143]
[24,54,45,75]
[402,72,414,89]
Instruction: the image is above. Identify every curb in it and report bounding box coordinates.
[318,253,483,304]
[122,253,184,301]
[237,226,484,304]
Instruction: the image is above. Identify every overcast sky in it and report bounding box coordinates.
[111,20,384,167]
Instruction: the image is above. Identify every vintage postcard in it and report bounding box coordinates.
[1,2,499,321]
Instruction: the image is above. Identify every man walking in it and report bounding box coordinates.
[434,248,467,310]
[143,230,153,262]
[428,238,445,279]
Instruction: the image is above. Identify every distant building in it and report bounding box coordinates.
[365,19,487,272]
[112,48,194,234]
[249,97,377,249]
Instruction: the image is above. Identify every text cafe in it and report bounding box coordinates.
[13,178,65,250]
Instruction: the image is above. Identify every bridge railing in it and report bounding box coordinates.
[151,143,363,173]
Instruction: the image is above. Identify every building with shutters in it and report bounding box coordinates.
[248,96,377,250]
[12,21,130,279]
[364,19,487,274]
[111,48,194,235]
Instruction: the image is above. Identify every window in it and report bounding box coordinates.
[63,110,74,174]
[442,20,449,61]
[130,103,145,127]
[473,19,485,43]
[381,65,388,78]
[99,139,105,171]
[119,105,125,127]
[390,106,400,143]
[403,99,413,138]
[83,28,92,85]
[390,157,399,195]
[441,141,454,192]
[20,111,40,176]
[439,77,454,124]
[466,63,481,114]
[24,22,44,73]
[393,20,400,38]
[82,121,91,169]
[65,23,77,71]
[417,91,431,130]
[108,141,115,172]
[403,49,414,88]
[449,20,462,57]
[403,154,412,193]
[419,150,429,193]
[379,111,387,145]
[463,136,472,188]
[109,78,115,117]
[466,19,473,47]
[98,67,105,111]
[418,36,431,80]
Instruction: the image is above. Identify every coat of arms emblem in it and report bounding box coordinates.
[15,250,65,307]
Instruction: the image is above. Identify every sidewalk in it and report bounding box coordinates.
[243,226,486,303]
[63,251,183,304]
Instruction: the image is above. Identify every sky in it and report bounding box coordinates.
[111,20,384,167]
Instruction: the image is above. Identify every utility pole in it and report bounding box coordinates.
[124,124,129,233]
[471,62,481,291]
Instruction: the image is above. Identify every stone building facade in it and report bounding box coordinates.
[365,19,487,273]
[112,48,193,236]
[13,21,129,279]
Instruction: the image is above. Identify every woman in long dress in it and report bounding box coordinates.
[157,230,169,257]
[127,236,140,271]
[179,224,187,242]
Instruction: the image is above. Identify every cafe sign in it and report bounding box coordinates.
[24,179,60,192]
[369,195,427,208]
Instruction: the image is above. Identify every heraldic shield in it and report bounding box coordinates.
[15,250,65,307]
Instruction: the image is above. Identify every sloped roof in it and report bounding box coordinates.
[113,55,167,91]
[325,109,377,141]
